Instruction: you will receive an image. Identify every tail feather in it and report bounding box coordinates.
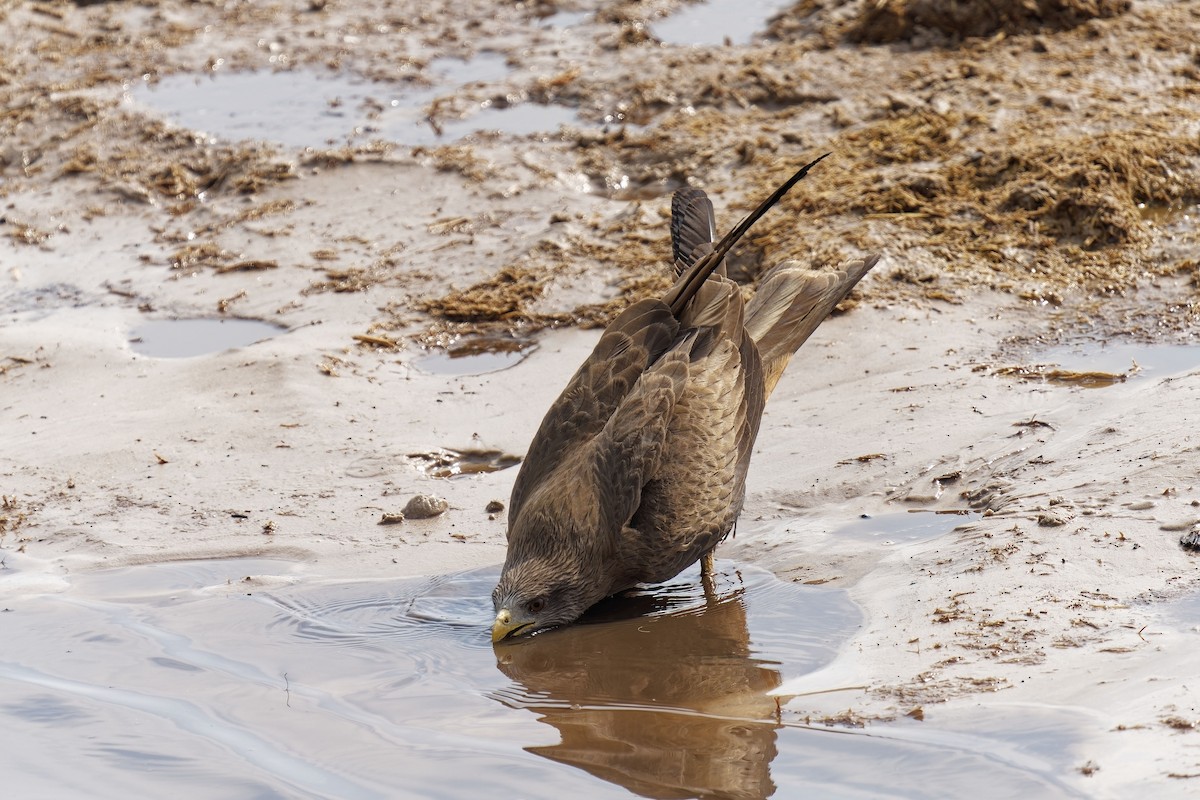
[670,187,718,275]
[664,154,829,318]
[678,274,744,334]
[745,255,880,397]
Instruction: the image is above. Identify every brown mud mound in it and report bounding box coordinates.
[849,0,1131,43]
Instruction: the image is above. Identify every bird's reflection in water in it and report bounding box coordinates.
[493,574,780,800]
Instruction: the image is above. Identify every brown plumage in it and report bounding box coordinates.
[492,157,879,641]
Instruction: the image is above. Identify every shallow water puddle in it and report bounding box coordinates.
[833,510,978,546]
[432,102,579,142]
[1040,341,1200,379]
[1137,200,1199,226]
[414,337,536,375]
[134,69,381,148]
[1163,584,1200,631]
[654,0,793,46]
[132,54,579,148]
[0,558,1088,798]
[999,340,1200,388]
[129,317,286,358]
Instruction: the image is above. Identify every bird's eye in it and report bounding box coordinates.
[527,597,546,614]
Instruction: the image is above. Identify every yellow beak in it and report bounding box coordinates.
[491,608,532,643]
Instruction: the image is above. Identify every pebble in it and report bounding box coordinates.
[1037,510,1071,527]
[403,494,449,519]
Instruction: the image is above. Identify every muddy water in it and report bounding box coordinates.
[408,447,523,478]
[1137,200,1200,226]
[763,509,979,552]
[1166,592,1200,633]
[1001,339,1200,389]
[1,557,1088,798]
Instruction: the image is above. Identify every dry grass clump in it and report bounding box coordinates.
[64,117,297,202]
[956,127,1192,249]
[494,96,1196,329]
[731,108,1199,301]
[415,203,678,333]
[848,0,1131,44]
[417,265,549,323]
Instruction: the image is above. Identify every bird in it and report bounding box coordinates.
[491,155,879,642]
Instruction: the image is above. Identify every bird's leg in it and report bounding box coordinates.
[700,549,718,603]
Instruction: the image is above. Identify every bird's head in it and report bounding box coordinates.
[491,479,615,642]
[491,555,602,642]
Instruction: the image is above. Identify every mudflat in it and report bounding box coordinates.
[2,1,1199,797]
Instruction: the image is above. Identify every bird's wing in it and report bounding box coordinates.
[508,298,679,525]
[620,322,764,582]
[589,338,695,535]
[670,187,717,276]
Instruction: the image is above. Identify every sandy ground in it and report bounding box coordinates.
[3,0,1200,795]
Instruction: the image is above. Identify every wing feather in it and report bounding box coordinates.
[508,298,679,524]
[590,343,693,534]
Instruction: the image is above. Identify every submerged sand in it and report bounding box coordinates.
[2,0,1200,795]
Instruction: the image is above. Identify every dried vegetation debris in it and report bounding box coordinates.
[169,241,280,275]
[550,22,1196,337]
[819,110,1200,259]
[0,494,31,538]
[410,201,677,335]
[6,87,297,208]
[64,119,297,203]
[426,75,1200,331]
[1,4,291,209]
[667,89,1195,315]
[3,0,1199,346]
[847,0,1131,43]
[768,0,1133,45]
[416,144,507,184]
[417,264,548,323]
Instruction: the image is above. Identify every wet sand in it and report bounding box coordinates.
[3,0,1200,796]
